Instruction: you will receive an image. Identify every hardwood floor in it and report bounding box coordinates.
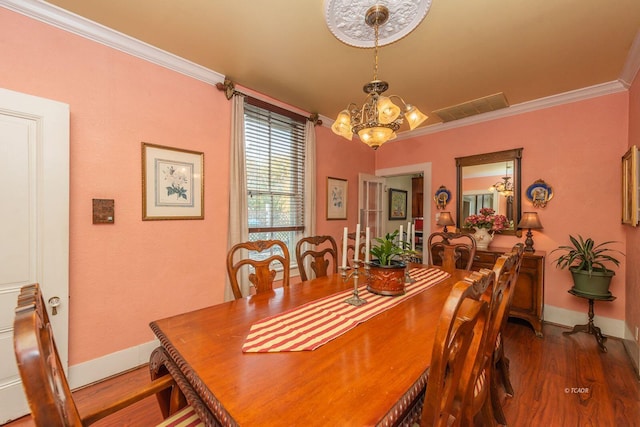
[7,321,640,426]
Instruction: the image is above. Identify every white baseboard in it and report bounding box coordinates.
[543,304,626,338]
[67,339,159,390]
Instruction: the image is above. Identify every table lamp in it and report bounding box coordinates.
[517,212,543,252]
[436,211,455,232]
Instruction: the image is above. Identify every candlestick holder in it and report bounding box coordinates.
[341,259,368,306]
[401,253,416,284]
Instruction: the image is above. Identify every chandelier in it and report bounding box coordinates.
[489,164,514,197]
[330,5,428,150]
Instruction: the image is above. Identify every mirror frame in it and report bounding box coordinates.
[456,148,523,237]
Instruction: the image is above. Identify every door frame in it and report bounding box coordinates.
[375,162,432,262]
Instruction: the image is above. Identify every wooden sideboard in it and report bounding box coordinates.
[469,247,545,337]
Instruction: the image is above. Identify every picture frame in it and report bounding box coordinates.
[326,177,348,220]
[389,188,408,220]
[621,145,638,226]
[142,142,204,220]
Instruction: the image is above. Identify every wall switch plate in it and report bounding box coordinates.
[92,199,115,224]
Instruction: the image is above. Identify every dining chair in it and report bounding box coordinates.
[343,231,366,266]
[420,268,495,427]
[295,235,338,281]
[489,243,525,424]
[13,283,202,427]
[227,239,291,299]
[427,231,477,273]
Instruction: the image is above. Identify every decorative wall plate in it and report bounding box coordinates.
[434,185,451,210]
[526,179,553,208]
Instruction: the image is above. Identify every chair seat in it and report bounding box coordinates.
[156,405,203,427]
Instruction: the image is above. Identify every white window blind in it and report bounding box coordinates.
[244,100,306,240]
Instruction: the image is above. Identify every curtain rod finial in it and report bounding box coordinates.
[309,113,322,126]
[216,77,235,100]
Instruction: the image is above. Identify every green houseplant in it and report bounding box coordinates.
[369,230,405,266]
[367,230,407,296]
[551,235,624,297]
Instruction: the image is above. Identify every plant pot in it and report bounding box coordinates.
[367,260,406,296]
[569,268,615,297]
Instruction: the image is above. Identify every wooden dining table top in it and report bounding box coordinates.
[150,266,470,426]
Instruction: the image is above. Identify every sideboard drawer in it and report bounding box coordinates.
[473,251,498,267]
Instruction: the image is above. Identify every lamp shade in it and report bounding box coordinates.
[517,212,543,229]
[404,105,428,130]
[437,211,455,226]
[331,110,353,140]
[377,96,401,124]
[357,126,394,148]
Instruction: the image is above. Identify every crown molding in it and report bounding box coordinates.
[0,0,224,86]
[398,80,627,139]
[620,29,640,88]
[3,1,637,138]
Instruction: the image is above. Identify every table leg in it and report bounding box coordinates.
[562,299,608,352]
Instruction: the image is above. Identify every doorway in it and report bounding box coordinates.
[0,88,69,423]
[375,162,432,262]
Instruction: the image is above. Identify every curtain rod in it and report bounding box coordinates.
[215,78,322,126]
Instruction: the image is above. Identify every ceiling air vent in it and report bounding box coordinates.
[433,92,509,122]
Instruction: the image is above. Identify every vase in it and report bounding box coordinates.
[472,227,493,250]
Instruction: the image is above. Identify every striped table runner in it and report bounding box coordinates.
[242,267,450,353]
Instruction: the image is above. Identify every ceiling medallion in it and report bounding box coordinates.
[324,0,432,48]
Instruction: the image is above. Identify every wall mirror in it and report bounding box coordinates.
[456,148,523,236]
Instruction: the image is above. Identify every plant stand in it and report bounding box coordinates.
[563,289,616,352]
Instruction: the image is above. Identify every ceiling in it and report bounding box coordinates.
[39,0,640,129]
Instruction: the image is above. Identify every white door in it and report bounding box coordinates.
[358,174,385,238]
[0,88,69,424]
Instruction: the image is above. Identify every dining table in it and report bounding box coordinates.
[149,265,470,427]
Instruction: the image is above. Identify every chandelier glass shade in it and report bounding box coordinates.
[330,5,428,150]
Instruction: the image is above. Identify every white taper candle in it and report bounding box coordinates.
[354,223,361,261]
[365,227,370,262]
[342,227,348,268]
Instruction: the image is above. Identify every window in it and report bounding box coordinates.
[244,99,306,266]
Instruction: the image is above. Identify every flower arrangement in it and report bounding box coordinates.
[464,207,509,232]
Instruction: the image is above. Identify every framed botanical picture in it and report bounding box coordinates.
[142,142,204,220]
[327,177,348,220]
[389,188,408,220]
[621,145,638,226]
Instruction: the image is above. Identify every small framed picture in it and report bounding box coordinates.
[327,177,348,220]
[142,142,204,220]
[389,188,408,220]
[622,145,638,226]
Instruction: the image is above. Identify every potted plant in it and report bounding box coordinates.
[367,230,407,296]
[551,235,624,297]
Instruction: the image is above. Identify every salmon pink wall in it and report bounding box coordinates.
[0,9,230,364]
[315,127,376,242]
[626,72,640,342]
[375,93,629,320]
